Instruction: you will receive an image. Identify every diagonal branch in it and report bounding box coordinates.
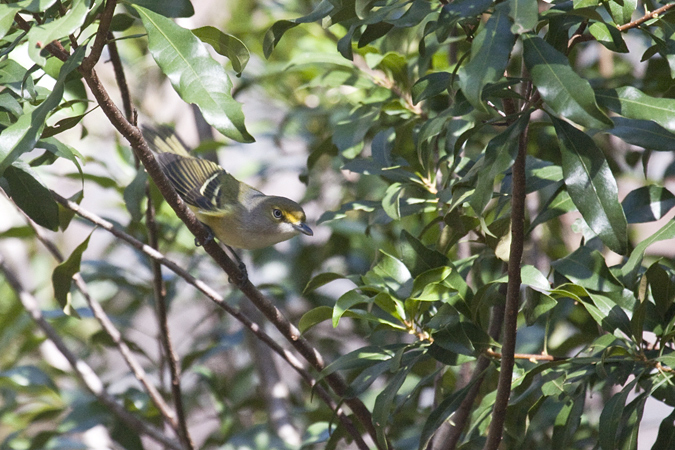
[50,192,370,450]
[17,207,180,432]
[0,255,185,450]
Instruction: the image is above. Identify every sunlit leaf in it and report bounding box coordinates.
[553,117,627,254]
[523,34,613,129]
[135,5,254,143]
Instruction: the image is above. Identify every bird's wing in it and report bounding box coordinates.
[142,125,191,157]
[156,153,243,213]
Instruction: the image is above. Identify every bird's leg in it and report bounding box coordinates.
[225,245,248,283]
[194,224,215,247]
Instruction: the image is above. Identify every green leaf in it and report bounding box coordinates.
[333,289,368,327]
[52,231,93,316]
[604,0,637,25]
[3,162,59,231]
[607,117,675,152]
[418,379,477,450]
[458,6,515,112]
[0,366,58,393]
[382,182,403,219]
[303,272,350,295]
[505,0,538,34]
[471,112,529,213]
[596,87,675,134]
[523,34,613,129]
[527,183,576,233]
[552,246,623,292]
[588,22,628,53]
[622,185,675,224]
[401,230,448,270]
[552,117,627,254]
[621,219,675,286]
[123,169,148,222]
[263,0,334,58]
[0,47,85,175]
[599,378,638,450]
[26,0,99,66]
[192,26,250,76]
[373,363,413,447]
[411,72,450,105]
[134,5,254,143]
[646,262,675,319]
[298,306,333,333]
[436,0,494,42]
[127,0,194,18]
[651,408,675,450]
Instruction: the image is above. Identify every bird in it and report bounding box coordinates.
[142,125,313,253]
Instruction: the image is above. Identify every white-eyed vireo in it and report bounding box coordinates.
[143,126,313,249]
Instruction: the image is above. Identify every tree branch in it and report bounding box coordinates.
[617,3,675,32]
[0,255,185,450]
[50,192,371,450]
[482,123,528,450]
[17,207,180,433]
[80,0,117,71]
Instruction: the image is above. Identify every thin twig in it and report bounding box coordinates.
[0,256,185,450]
[50,192,370,450]
[14,9,380,446]
[485,349,564,362]
[81,0,117,71]
[17,208,180,432]
[433,287,505,450]
[107,33,135,122]
[617,3,675,32]
[146,191,195,449]
[79,56,383,450]
[483,121,528,450]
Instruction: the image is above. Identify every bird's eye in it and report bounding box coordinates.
[272,208,283,219]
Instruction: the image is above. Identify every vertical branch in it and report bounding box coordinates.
[147,193,195,450]
[108,26,193,448]
[482,123,528,450]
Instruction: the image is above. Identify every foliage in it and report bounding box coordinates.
[1,0,675,449]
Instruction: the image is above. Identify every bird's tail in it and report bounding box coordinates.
[141,125,191,157]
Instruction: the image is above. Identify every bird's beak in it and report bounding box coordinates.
[294,222,313,236]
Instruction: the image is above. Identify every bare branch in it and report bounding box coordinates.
[617,3,675,32]
[0,255,185,450]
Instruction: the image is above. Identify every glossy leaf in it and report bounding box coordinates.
[411,72,450,105]
[52,231,93,316]
[2,162,59,231]
[26,0,99,66]
[263,0,334,58]
[505,0,538,34]
[303,272,350,295]
[622,185,675,224]
[607,117,675,152]
[0,47,85,175]
[436,0,493,42]
[553,117,627,254]
[621,220,675,286]
[135,5,254,143]
[599,378,638,450]
[646,262,675,319]
[418,380,477,450]
[589,22,628,53]
[298,306,333,333]
[471,112,529,213]
[192,26,250,76]
[127,0,194,17]
[604,0,637,25]
[596,87,675,133]
[651,408,675,450]
[552,246,623,292]
[523,34,613,129]
[458,6,516,113]
[333,289,368,327]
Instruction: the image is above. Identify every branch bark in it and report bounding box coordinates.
[0,256,185,450]
[482,123,528,450]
